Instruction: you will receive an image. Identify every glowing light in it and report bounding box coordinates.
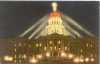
[51,2,58,12]
[36,44,39,47]
[46,52,50,57]
[49,41,53,44]
[29,58,38,63]
[85,57,89,62]
[14,55,16,59]
[86,43,89,47]
[39,43,42,47]
[54,46,57,50]
[47,14,68,35]
[68,53,74,59]
[73,57,80,63]
[44,46,47,51]
[90,58,95,62]
[80,58,84,62]
[37,54,42,59]
[14,48,16,52]
[4,56,13,61]
[64,46,67,50]
[22,54,27,59]
[61,52,67,57]
[58,40,61,44]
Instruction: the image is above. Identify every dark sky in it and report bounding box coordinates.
[0,1,99,38]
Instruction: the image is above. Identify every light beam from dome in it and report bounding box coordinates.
[28,18,48,39]
[63,22,81,37]
[19,15,48,37]
[61,13,94,37]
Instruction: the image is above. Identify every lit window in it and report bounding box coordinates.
[39,43,42,47]
[65,46,67,50]
[44,46,47,51]
[57,40,61,44]
[90,58,95,62]
[54,46,57,50]
[22,54,27,59]
[14,48,16,52]
[36,44,39,47]
[86,43,89,47]
[18,43,22,46]
[36,54,42,59]
[80,49,83,53]
[4,56,13,61]
[49,41,53,44]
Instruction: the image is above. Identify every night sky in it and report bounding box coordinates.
[0,1,99,38]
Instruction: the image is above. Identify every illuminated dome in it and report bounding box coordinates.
[45,11,71,36]
[49,12,60,17]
